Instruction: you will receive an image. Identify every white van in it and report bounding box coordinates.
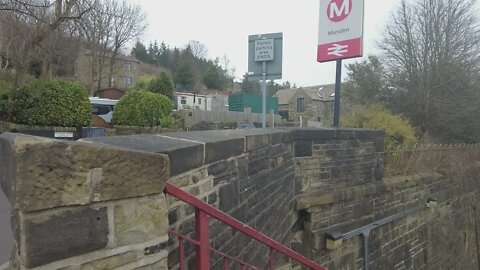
[89,97,118,123]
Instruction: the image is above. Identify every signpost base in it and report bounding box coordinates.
[333,59,342,128]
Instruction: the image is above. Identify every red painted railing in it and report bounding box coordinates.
[164,182,327,270]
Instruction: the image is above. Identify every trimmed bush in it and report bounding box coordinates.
[112,91,173,127]
[341,104,417,149]
[7,80,91,127]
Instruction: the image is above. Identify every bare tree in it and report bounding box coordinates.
[76,0,146,95]
[380,0,480,141]
[76,0,115,95]
[0,0,92,87]
[107,0,147,88]
[188,40,208,59]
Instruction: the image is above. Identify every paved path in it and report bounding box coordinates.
[0,191,12,264]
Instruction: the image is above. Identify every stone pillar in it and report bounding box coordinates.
[0,133,170,269]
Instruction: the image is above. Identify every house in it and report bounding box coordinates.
[274,84,335,127]
[74,49,140,93]
[173,92,207,110]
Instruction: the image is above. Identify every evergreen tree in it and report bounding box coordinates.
[131,42,150,63]
[174,61,195,90]
[148,72,174,99]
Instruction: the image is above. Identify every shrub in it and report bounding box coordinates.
[112,91,173,127]
[341,104,417,149]
[7,80,91,126]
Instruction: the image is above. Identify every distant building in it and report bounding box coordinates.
[75,49,140,93]
[173,92,207,110]
[274,85,335,127]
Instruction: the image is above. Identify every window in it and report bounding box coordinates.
[297,98,305,113]
[125,62,133,71]
[181,97,187,105]
[198,98,202,105]
[125,76,132,86]
[109,76,115,87]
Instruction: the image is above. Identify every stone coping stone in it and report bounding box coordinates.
[285,128,384,141]
[84,135,203,176]
[85,129,294,175]
[1,133,170,211]
[163,130,245,164]
[218,129,293,151]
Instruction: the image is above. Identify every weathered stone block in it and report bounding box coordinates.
[23,207,108,267]
[164,131,245,163]
[84,134,201,177]
[63,251,138,270]
[114,195,168,246]
[219,182,238,212]
[208,161,227,176]
[294,141,313,157]
[289,128,336,141]
[0,133,170,211]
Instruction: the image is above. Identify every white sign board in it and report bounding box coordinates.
[255,39,274,62]
[54,132,74,138]
[317,0,364,62]
[248,33,282,81]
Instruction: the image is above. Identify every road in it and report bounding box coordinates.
[0,191,12,264]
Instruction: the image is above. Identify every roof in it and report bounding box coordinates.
[95,88,126,93]
[173,92,207,98]
[275,89,296,105]
[302,84,336,102]
[274,84,335,105]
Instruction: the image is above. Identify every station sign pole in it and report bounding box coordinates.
[317,0,365,127]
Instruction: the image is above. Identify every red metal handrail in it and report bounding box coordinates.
[164,182,327,270]
[168,229,261,270]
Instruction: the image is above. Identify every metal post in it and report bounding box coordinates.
[262,61,267,128]
[362,230,371,270]
[195,209,210,270]
[333,59,342,128]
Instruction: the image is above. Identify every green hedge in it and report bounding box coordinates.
[7,80,91,127]
[112,91,173,127]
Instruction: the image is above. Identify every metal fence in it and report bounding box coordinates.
[383,144,480,177]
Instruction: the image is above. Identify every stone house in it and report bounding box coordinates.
[274,84,335,127]
[74,49,140,94]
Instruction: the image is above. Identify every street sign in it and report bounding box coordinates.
[317,0,364,62]
[248,33,282,81]
[255,39,274,62]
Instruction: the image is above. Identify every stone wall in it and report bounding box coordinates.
[2,128,480,270]
[292,129,480,269]
[84,129,295,269]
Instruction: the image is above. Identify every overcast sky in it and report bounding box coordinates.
[134,0,480,87]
